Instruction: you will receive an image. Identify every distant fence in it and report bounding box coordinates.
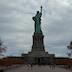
[0,57,72,66]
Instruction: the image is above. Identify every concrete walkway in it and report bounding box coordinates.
[5,65,72,72]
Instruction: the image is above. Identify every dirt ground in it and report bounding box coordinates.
[3,65,72,72]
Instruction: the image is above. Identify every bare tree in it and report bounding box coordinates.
[67,41,72,57]
[0,39,6,56]
[67,41,72,69]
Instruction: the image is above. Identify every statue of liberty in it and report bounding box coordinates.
[32,6,42,33]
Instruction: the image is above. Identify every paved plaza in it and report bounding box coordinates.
[4,65,72,72]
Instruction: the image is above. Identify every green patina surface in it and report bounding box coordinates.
[33,6,42,33]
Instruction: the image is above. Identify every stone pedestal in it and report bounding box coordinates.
[31,32,45,52]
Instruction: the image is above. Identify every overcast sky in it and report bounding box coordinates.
[0,0,72,57]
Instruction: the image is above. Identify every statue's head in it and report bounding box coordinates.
[37,11,39,14]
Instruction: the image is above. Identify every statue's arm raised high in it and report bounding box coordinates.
[41,6,42,14]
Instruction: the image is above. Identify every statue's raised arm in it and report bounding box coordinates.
[41,6,42,14]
